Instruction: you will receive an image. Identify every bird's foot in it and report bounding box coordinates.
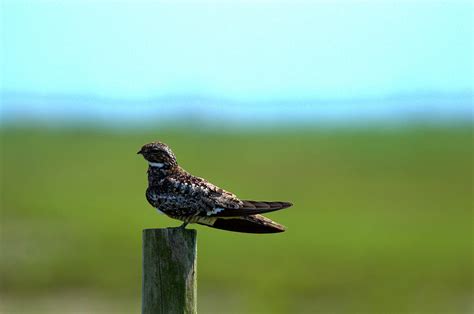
[179,222,188,230]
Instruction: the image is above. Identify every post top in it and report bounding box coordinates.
[143,227,197,235]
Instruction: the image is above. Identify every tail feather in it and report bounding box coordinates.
[199,214,286,234]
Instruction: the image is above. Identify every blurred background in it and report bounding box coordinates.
[1,0,473,313]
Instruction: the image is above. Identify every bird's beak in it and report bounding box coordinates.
[137,149,143,155]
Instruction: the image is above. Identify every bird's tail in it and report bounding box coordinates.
[200,214,286,234]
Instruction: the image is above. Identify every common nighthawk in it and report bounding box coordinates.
[138,141,292,233]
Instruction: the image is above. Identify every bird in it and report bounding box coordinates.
[137,141,292,233]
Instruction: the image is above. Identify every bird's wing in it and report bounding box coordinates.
[161,172,292,217]
[157,173,242,215]
[206,200,293,217]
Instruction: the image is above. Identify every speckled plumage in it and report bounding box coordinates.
[138,141,292,233]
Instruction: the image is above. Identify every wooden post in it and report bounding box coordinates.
[142,228,197,314]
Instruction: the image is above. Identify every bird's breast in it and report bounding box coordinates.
[146,186,162,208]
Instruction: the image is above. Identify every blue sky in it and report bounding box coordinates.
[0,1,472,125]
[2,0,473,100]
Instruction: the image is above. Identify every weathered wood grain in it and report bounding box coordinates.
[142,228,197,314]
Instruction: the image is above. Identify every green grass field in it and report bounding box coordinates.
[1,125,472,313]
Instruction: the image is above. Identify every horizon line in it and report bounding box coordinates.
[1,90,473,104]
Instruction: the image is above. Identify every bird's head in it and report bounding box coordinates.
[137,141,178,169]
